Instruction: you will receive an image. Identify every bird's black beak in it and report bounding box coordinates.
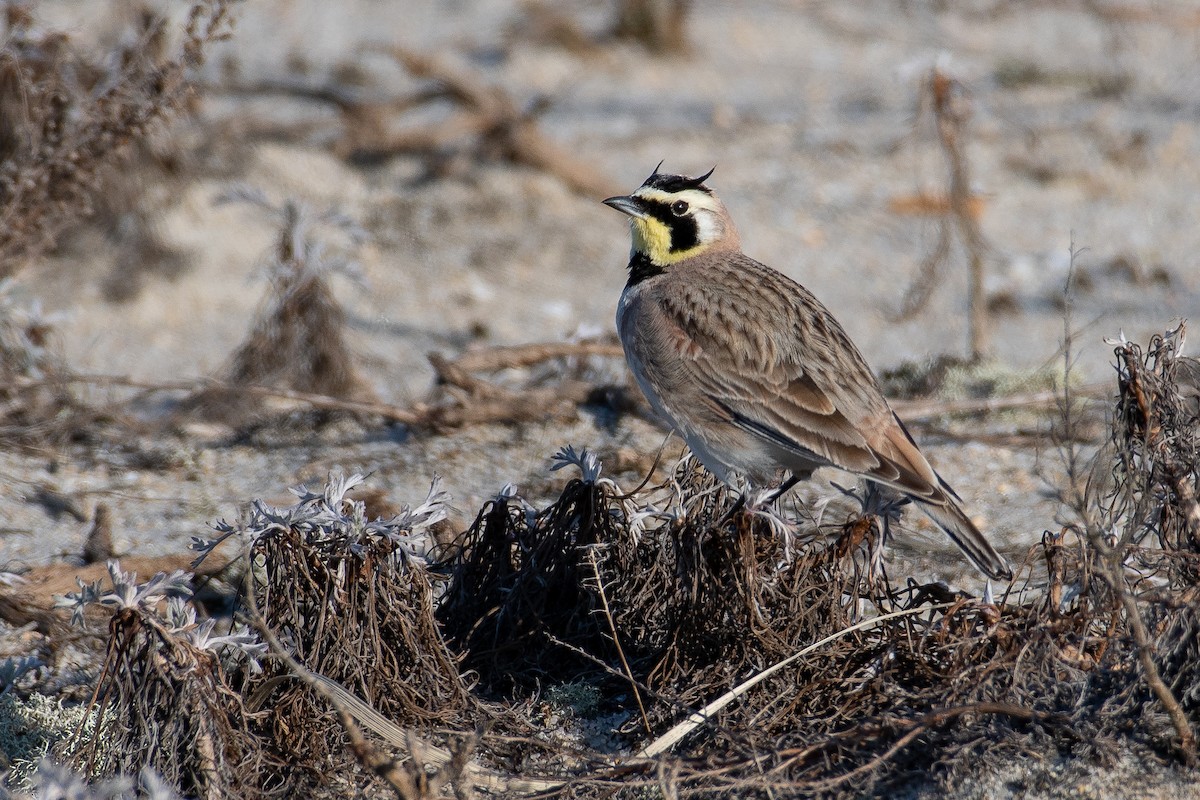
[603,195,647,219]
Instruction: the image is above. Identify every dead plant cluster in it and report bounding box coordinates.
[19,328,1200,798]
[58,563,266,800]
[193,471,476,793]
[0,1,236,282]
[182,190,376,425]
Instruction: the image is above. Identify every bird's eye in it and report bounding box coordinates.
[671,200,689,216]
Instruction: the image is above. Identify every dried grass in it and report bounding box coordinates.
[47,328,1200,799]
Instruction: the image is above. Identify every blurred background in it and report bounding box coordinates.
[14,0,1200,387]
[2,0,1200,567]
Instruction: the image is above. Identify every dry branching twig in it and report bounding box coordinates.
[257,45,615,198]
[423,337,635,431]
[7,336,636,437]
[375,46,620,198]
[893,64,993,362]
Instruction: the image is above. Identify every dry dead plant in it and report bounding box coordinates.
[423,337,635,431]
[1067,323,1200,763]
[0,1,236,277]
[226,44,619,197]
[0,280,96,447]
[370,46,620,198]
[59,562,267,799]
[436,447,631,691]
[194,471,475,790]
[612,0,691,53]
[183,190,375,425]
[892,64,993,362]
[437,444,896,721]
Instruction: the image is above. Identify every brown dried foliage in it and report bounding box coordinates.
[437,470,632,692]
[242,509,474,788]
[0,1,235,277]
[64,570,266,799]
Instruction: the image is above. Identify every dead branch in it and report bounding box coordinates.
[16,373,427,425]
[932,66,991,361]
[369,46,621,198]
[425,340,634,429]
[13,336,634,433]
[895,65,994,361]
[453,340,625,373]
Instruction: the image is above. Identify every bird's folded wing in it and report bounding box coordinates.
[657,287,942,498]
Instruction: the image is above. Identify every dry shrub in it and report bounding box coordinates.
[195,471,474,788]
[438,445,890,725]
[432,328,1200,796]
[437,447,634,692]
[0,1,236,278]
[1069,326,1200,754]
[60,562,266,800]
[184,191,375,425]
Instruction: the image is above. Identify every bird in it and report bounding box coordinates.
[603,164,1012,580]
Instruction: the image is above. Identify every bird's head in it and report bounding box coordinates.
[603,164,740,268]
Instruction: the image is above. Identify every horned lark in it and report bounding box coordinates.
[604,165,1012,580]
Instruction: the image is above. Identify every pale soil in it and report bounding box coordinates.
[3,1,1200,796]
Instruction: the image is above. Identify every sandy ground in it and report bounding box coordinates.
[7,0,1200,577]
[2,3,1200,793]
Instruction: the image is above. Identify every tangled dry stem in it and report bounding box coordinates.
[62,566,266,799]
[892,65,993,361]
[54,328,1200,798]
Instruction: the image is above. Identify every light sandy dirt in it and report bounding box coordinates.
[2,2,1200,794]
[6,0,1196,570]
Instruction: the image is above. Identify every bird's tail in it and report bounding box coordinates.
[916,477,1012,581]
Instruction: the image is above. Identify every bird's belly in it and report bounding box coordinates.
[618,287,780,486]
[625,349,777,486]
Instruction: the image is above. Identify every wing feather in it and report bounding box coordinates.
[654,253,941,496]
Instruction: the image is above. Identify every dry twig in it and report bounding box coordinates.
[894,65,993,361]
